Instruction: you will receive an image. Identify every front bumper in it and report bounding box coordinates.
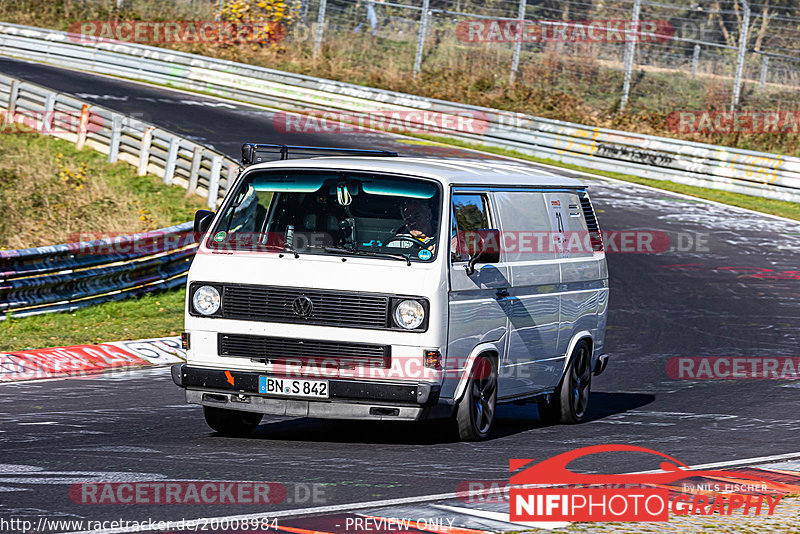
[172,364,443,421]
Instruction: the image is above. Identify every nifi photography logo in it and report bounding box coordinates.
[508,444,785,522]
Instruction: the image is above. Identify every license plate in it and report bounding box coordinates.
[258,376,329,399]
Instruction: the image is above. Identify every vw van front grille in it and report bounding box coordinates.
[220,284,390,329]
[218,333,391,368]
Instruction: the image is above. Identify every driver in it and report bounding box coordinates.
[388,198,436,251]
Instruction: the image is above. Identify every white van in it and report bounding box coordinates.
[172,145,608,441]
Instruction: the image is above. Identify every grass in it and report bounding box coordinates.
[0,289,185,351]
[0,133,206,250]
[0,132,204,351]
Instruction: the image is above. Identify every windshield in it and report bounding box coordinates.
[208,170,442,262]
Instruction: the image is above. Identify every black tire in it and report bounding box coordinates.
[203,406,263,437]
[455,355,498,441]
[537,340,592,425]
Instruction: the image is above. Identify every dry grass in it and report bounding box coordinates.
[0,132,206,250]
[1,1,799,156]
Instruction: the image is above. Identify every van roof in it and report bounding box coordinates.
[244,157,586,188]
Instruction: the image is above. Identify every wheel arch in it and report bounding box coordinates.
[452,344,500,404]
[559,331,594,383]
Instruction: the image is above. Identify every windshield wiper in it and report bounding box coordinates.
[323,246,412,266]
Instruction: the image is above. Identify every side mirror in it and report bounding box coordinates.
[193,209,215,239]
[464,229,500,276]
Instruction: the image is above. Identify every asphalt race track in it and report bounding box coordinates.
[0,56,799,530]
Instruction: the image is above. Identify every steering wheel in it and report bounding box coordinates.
[386,236,427,250]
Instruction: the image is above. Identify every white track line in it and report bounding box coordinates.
[432,503,569,531]
[63,450,800,533]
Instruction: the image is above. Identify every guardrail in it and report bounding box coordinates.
[0,22,797,203]
[0,70,239,319]
[0,223,196,319]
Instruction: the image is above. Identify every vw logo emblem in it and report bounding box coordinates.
[291,296,314,317]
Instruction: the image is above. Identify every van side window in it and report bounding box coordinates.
[451,193,491,262]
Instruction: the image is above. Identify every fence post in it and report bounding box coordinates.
[313,0,328,59]
[759,54,769,91]
[619,0,641,113]
[3,80,20,128]
[224,162,238,197]
[76,104,90,149]
[207,156,222,209]
[509,0,527,84]
[41,92,56,134]
[188,146,203,194]
[691,44,700,78]
[731,0,750,112]
[163,136,179,185]
[138,127,153,176]
[413,0,431,75]
[108,114,122,163]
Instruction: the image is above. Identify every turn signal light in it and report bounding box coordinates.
[424,350,442,370]
[181,332,190,350]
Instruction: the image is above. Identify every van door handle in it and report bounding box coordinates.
[495,288,510,300]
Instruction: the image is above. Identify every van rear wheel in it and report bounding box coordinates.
[203,406,263,437]
[455,355,498,441]
[537,340,592,425]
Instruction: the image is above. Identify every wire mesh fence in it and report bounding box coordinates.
[278,0,800,115]
[58,0,800,114]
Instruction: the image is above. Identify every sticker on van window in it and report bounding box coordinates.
[418,249,432,261]
[213,231,227,242]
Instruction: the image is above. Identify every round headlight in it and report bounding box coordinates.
[394,300,424,330]
[192,285,220,316]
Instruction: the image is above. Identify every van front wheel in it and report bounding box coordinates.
[203,406,263,437]
[455,355,498,441]
[537,340,592,425]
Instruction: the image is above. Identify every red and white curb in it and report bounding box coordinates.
[0,336,185,383]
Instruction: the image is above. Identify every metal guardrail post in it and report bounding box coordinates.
[413,0,431,75]
[41,92,55,134]
[619,0,642,113]
[108,114,122,163]
[731,0,750,112]
[76,104,90,149]
[163,136,179,185]
[759,55,769,91]
[509,0,527,84]
[691,44,700,78]
[224,162,238,197]
[313,0,327,59]
[138,126,154,176]
[188,146,203,194]
[207,155,222,209]
[4,79,19,127]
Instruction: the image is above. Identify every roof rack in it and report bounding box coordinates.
[241,144,399,166]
